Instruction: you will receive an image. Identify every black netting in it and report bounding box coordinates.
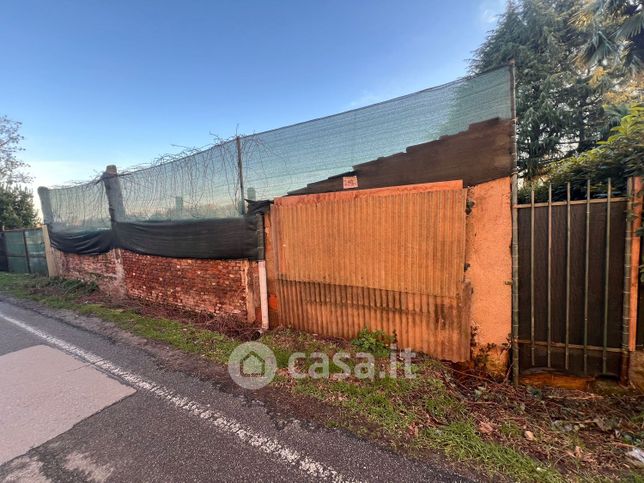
[39,66,512,258]
[39,180,109,231]
[241,66,512,200]
[117,142,241,222]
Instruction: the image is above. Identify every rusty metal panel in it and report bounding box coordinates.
[272,187,469,361]
[275,189,467,297]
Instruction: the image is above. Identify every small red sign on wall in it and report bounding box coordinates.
[342,176,358,189]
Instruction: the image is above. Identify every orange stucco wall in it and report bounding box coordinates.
[465,177,513,372]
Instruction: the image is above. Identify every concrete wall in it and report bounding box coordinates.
[465,177,513,373]
[51,248,260,324]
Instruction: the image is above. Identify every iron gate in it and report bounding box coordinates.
[516,180,633,378]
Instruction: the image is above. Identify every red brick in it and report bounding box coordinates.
[52,248,259,324]
[53,250,124,295]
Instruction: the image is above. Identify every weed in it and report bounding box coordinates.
[351,327,393,357]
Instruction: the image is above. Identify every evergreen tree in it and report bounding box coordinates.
[576,0,644,72]
[471,0,627,179]
[518,104,643,202]
[0,186,38,229]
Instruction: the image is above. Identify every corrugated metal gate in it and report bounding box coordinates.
[270,182,470,361]
[2,228,48,275]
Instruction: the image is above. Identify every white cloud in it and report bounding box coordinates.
[479,0,505,25]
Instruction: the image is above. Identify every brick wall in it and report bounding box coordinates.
[52,248,259,323]
[121,251,259,322]
[52,250,124,295]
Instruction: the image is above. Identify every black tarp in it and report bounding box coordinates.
[48,229,114,255]
[47,216,261,260]
[113,218,260,260]
[247,199,272,215]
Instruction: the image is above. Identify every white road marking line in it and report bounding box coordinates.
[0,310,356,483]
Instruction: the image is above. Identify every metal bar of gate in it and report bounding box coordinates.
[603,179,612,374]
[530,188,535,365]
[584,180,591,374]
[518,339,622,353]
[621,177,634,383]
[510,60,520,385]
[547,184,552,367]
[565,182,571,370]
[515,197,626,208]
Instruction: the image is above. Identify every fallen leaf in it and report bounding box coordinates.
[479,422,494,434]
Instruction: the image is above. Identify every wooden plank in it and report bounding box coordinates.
[280,180,463,206]
[41,225,58,277]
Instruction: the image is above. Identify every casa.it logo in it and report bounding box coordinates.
[227,342,277,390]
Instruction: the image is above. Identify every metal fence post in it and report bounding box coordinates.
[565,182,571,370]
[621,177,634,383]
[583,180,591,374]
[236,136,246,215]
[603,179,612,374]
[547,183,552,368]
[509,60,520,385]
[530,187,535,366]
[22,230,31,274]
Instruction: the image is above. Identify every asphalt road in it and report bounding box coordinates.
[0,298,466,482]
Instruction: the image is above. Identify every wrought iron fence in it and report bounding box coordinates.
[516,179,634,378]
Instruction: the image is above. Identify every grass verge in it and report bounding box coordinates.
[0,273,240,364]
[0,273,641,481]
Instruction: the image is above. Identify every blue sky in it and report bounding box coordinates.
[1,0,504,194]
